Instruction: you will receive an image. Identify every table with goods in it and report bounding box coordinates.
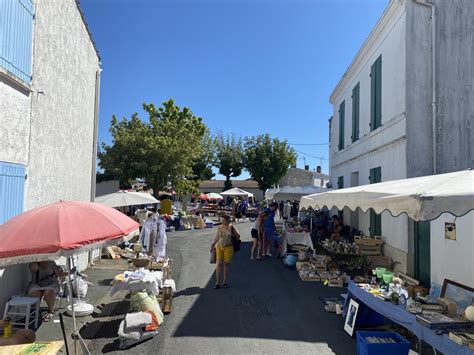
[107,241,175,349]
[280,220,314,257]
[345,275,474,355]
[318,235,390,274]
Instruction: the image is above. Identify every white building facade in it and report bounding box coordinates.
[329,0,473,287]
[0,0,100,312]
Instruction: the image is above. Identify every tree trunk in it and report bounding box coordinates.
[224,176,232,191]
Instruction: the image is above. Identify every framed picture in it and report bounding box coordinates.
[441,279,474,315]
[344,299,359,336]
[444,222,456,240]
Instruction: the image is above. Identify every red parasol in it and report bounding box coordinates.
[193,193,209,200]
[0,200,139,267]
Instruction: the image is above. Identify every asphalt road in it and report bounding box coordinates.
[95,221,356,354]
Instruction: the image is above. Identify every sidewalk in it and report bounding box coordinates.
[35,258,130,353]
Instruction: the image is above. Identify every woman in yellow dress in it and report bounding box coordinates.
[210,214,240,289]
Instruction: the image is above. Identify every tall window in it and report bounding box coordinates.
[370,55,382,131]
[369,167,382,236]
[0,0,35,83]
[351,82,360,142]
[338,101,345,150]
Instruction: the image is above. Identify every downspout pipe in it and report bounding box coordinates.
[413,0,436,174]
[90,65,102,202]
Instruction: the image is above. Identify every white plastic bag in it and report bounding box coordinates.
[72,276,88,298]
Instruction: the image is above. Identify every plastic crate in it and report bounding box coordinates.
[357,331,410,355]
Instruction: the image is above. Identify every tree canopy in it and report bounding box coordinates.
[98,99,208,195]
[243,134,297,191]
[214,133,244,190]
[191,130,216,181]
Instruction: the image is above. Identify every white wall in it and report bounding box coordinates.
[330,10,406,159]
[430,211,474,287]
[0,75,31,165]
[25,0,99,210]
[0,0,99,314]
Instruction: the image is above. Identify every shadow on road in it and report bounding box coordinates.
[171,241,355,354]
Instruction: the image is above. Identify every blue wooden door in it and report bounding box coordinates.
[0,161,26,224]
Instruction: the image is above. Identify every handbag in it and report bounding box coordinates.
[210,247,216,264]
[231,226,241,252]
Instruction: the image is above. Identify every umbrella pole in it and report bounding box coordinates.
[67,257,91,355]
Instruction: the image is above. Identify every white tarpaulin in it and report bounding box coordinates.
[300,170,474,221]
[95,191,159,208]
[220,187,254,197]
[265,185,327,201]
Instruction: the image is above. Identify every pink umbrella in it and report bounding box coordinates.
[0,200,139,354]
[0,200,139,266]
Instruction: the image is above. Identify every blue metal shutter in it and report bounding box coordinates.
[0,161,26,224]
[0,0,35,83]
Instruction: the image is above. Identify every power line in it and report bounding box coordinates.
[293,148,328,161]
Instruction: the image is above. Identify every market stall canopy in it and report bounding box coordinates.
[265,185,327,201]
[0,201,139,267]
[221,187,254,197]
[300,170,474,221]
[207,192,223,200]
[95,190,159,208]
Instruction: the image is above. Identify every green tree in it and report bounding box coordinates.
[99,99,208,195]
[214,133,244,190]
[243,134,297,192]
[191,131,216,181]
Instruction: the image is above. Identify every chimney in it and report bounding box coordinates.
[304,165,309,171]
[316,166,322,173]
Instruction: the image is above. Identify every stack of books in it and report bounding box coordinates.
[448,331,474,347]
[365,336,399,344]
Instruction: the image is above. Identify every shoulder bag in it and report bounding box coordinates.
[231,225,241,252]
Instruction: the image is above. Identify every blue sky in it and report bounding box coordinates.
[81,0,388,178]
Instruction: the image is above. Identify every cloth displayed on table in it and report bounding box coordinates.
[131,291,164,325]
[281,231,314,256]
[152,219,167,259]
[112,270,163,295]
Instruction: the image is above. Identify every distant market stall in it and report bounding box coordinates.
[220,187,254,198]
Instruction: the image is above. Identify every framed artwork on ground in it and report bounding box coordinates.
[344,299,359,337]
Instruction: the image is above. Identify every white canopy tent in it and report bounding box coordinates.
[220,187,254,198]
[265,185,327,201]
[300,170,474,221]
[95,191,159,208]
